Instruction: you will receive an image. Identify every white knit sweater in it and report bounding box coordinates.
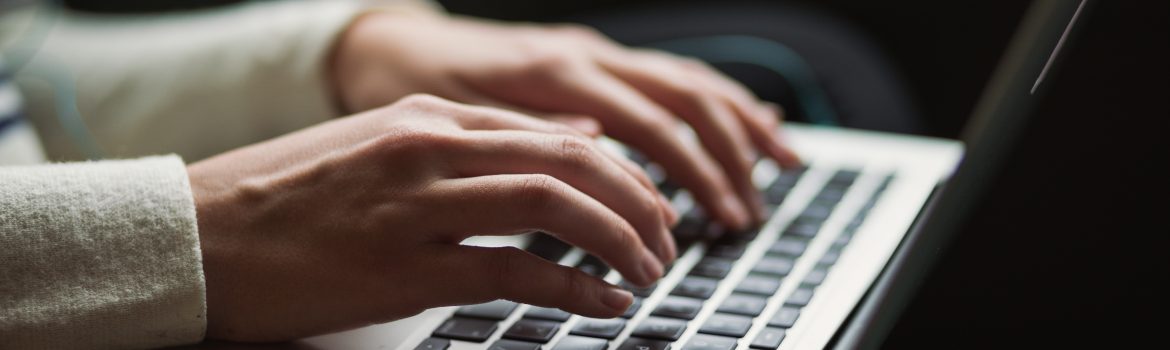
[0,1,435,348]
[0,156,205,349]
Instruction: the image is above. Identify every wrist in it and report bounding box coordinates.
[327,11,433,115]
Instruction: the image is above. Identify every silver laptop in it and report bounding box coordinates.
[293,1,1084,349]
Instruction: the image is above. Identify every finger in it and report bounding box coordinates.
[741,102,803,168]
[679,61,803,168]
[548,68,752,229]
[597,53,765,222]
[447,130,675,263]
[426,174,664,286]
[436,101,675,233]
[601,146,680,225]
[546,115,604,137]
[442,86,606,137]
[428,245,634,318]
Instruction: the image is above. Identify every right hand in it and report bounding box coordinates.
[187,95,677,342]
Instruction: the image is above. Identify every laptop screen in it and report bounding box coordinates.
[834,1,1089,348]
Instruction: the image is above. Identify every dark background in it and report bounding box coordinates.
[60,0,1170,346]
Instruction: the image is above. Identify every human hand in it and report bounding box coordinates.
[188,95,676,341]
[329,14,802,230]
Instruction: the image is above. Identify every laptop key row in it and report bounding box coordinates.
[422,169,886,350]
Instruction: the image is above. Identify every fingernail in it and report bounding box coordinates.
[769,140,803,169]
[601,286,634,312]
[722,194,751,229]
[762,102,785,118]
[641,248,665,283]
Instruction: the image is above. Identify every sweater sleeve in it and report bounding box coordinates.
[14,0,437,162]
[0,155,205,349]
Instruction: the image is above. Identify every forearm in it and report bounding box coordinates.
[0,156,205,349]
[13,1,374,161]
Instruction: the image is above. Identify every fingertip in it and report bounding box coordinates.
[720,194,752,230]
[761,102,786,120]
[601,287,634,314]
[656,227,678,264]
[740,186,767,224]
[659,194,680,226]
[640,247,665,283]
[766,136,803,169]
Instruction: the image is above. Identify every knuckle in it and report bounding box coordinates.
[521,48,582,80]
[370,125,462,159]
[492,247,527,295]
[552,23,603,40]
[559,267,591,301]
[516,174,565,211]
[677,85,716,113]
[638,189,661,218]
[616,222,639,251]
[554,136,598,169]
[636,117,677,140]
[395,93,449,110]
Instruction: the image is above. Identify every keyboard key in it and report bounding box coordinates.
[799,201,835,221]
[618,337,673,350]
[577,255,611,277]
[802,268,829,286]
[784,220,821,238]
[685,334,738,350]
[414,337,450,350]
[773,169,804,187]
[720,226,760,241]
[525,306,571,322]
[631,317,688,341]
[768,238,807,257]
[765,185,791,205]
[652,296,704,320]
[621,297,643,318]
[673,209,709,244]
[753,257,794,276]
[706,242,748,259]
[833,234,852,247]
[785,288,815,307]
[699,313,753,338]
[818,249,841,266]
[671,276,720,299]
[554,335,609,350]
[766,170,805,205]
[736,274,782,296]
[829,170,860,186]
[456,300,519,320]
[815,188,847,202]
[620,280,657,297]
[504,318,561,343]
[768,306,801,328]
[718,293,769,317]
[658,180,680,199]
[490,339,542,350]
[570,318,626,339]
[432,317,498,342]
[526,233,572,262]
[628,150,652,167]
[689,257,735,279]
[749,327,787,349]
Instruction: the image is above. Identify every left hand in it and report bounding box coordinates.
[329,13,802,229]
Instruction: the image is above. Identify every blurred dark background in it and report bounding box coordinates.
[60,0,1170,346]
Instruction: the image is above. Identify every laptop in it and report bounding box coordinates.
[292,1,1085,349]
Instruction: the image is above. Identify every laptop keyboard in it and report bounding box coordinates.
[417,160,894,350]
